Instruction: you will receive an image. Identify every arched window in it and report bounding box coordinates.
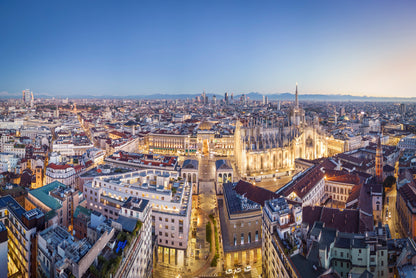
[255,230,259,242]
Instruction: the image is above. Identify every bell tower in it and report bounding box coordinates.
[375,135,383,183]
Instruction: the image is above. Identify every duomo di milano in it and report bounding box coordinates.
[147,85,328,177]
[234,85,327,177]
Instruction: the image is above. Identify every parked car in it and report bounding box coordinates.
[235,268,242,274]
[244,266,252,272]
[225,269,233,275]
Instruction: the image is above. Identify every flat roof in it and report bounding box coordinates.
[0,195,26,219]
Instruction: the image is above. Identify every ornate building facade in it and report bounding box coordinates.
[234,120,327,177]
[146,86,329,178]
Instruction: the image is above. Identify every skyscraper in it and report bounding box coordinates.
[22,89,33,106]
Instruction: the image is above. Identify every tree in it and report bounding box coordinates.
[383,175,396,188]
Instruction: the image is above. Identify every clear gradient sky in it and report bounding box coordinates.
[1,0,416,97]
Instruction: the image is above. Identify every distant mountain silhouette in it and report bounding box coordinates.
[1,91,415,102]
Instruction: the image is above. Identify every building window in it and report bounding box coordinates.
[241,233,244,245]
[255,231,259,241]
[234,235,237,246]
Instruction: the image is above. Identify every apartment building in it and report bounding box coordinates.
[0,195,45,278]
[306,222,388,278]
[37,221,114,278]
[114,197,153,278]
[220,183,262,269]
[0,222,7,278]
[84,168,192,267]
[28,181,80,229]
[262,198,303,278]
[45,163,77,187]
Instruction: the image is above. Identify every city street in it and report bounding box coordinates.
[385,183,403,239]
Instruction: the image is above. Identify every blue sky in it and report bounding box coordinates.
[1,0,416,97]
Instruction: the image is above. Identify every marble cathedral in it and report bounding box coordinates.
[234,84,328,177]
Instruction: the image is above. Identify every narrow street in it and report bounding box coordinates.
[183,156,223,277]
[385,183,403,239]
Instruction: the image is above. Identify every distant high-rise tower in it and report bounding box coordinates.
[400,103,406,117]
[22,89,33,105]
[202,90,207,104]
[225,92,229,104]
[375,135,383,183]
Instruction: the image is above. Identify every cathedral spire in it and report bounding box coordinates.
[295,82,299,109]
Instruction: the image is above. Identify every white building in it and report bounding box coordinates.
[398,134,416,150]
[45,163,77,187]
[3,143,26,158]
[84,169,193,267]
[0,152,19,172]
[262,198,303,278]
[0,196,45,278]
[114,197,153,278]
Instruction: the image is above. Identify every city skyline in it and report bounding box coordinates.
[1,0,416,97]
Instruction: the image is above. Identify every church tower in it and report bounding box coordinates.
[375,135,383,183]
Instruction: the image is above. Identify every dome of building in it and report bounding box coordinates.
[199,121,213,130]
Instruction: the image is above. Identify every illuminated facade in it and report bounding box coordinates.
[0,222,7,278]
[235,121,327,177]
[147,131,234,157]
[84,169,193,267]
[0,195,45,278]
[262,198,303,278]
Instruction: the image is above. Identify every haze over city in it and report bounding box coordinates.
[1,0,416,97]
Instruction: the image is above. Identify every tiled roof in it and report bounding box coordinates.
[398,181,416,209]
[234,180,279,207]
[346,183,362,208]
[282,165,324,199]
[48,163,72,170]
[303,206,360,234]
[223,183,261,215]
[325,170,360,185]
